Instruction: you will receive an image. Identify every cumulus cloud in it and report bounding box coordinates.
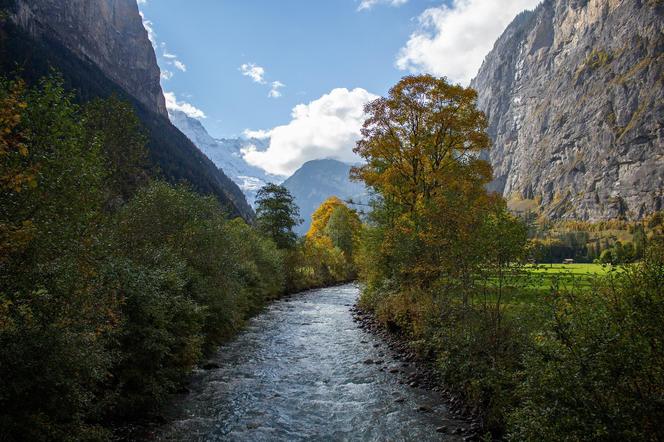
[240,63,267,84]
[240,63,286,98]
[396,0,541,84]
[161,70,173,80]
[164,92,207,119]
[268,81,286,98]
[242,88,378,176]
[358,0,408,11]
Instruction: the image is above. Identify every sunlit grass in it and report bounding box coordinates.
[524,263,612,292]
[526,263,610,275]
[476,263,618,325]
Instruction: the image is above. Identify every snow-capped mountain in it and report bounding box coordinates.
[169,110,280,206]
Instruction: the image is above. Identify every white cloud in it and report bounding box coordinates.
[243,129,272,140]
[268,81,286,98]
[139,10,189,81]
[358,0,408,11]
[396,0,541,85]
[162,51,187,72]
[137,0,147,5]
[164,92,207,119]
[173,60,187,72]
[242,88,378,176]
[240,63,267,84]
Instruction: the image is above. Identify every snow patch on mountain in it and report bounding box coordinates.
[169,110,281,206]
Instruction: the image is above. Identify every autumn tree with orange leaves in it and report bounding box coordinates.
[353,75,516,299]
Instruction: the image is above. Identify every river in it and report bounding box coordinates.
[156,284,466,441]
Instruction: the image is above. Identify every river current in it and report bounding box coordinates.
[157,284,465,441]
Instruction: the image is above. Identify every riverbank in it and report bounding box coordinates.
[113,282,355,440]
[351,304,483,440]
[135,284,476,440]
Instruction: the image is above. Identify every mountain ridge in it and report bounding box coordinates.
[169,109,278,206]
[282,159,368,235]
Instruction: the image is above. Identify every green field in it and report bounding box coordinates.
[525,263,612,291]
[480,263,616,320]
[527,263,610,275]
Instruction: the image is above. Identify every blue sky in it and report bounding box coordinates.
[139,0,541,176]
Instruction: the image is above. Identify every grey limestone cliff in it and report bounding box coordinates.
[11,0,167,117]
[471,0,664,220]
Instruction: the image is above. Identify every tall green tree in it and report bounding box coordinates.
[325,204,361,260]
[255,183,301,249]
[0,76,115,440]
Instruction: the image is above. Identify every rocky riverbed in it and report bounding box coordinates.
[351,305,483,438]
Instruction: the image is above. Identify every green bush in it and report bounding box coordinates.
[0,76,291,439]
[508,239,664,441]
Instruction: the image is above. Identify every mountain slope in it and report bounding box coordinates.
[169,110,277,206]
[471,0,663,220]
[1,0,253,220]
[282,159,367,235]
[12,0,166,117]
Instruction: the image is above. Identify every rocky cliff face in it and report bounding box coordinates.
[471,0,663,220]
[12,0,167,117]
[3,0,253,220]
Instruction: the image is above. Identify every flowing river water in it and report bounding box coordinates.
[156,284,467,441]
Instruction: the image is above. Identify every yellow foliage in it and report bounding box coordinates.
[300,196,363,283]
[0,80,37,262]
[306,196,345,239]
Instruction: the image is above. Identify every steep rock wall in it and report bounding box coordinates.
[472,0,664,220]
[12,0,167,116]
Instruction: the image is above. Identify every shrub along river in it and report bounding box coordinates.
[156,284,467,441]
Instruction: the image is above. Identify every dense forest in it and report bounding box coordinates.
[0,75,357,440]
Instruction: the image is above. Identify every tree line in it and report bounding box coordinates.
[0,75,356,440]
